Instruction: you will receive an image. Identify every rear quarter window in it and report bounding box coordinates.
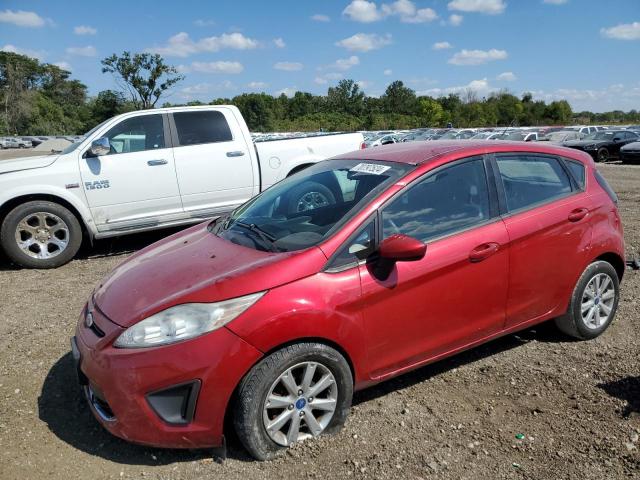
[563,158,586,189]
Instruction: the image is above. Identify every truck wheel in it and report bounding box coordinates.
[287,181,336,214]
[233,342,353,460]
[0,201,82,269]
[554,261,619,340]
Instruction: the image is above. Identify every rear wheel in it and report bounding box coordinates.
[555,261,620,340]
[597,147,610,163]
[0,201,82,269]
[233,342,353,460]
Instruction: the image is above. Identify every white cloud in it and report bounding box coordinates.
[66,45,97,57]
[1,44,45,60]
[419,78,493,97]
[343,0,437,24]
[497,71,516,81]
[448,48,507,65]
[53,61,72,71]
[449,14,464,26]
[276,87,297,97]
[356,80,372,90]
[178,81,236,100]
[194,19,216,27]
[448,0,506,15]
[315,71,349,85]
[324,55,360,71]
[248,81,268,89]
[383,69,393,75]
[343,1,383,22]
[74,25,96,35]
[543,0,568,4]
[148,32,259,57]
[0,9,46,27]
[601,22,640,41]
[188,61,244,74]
[433,41,453,50]
[311,14,330,22]
[531,83,640,112]
[335,33,392,52]
[274,61,303,71]
[273,37,286,48]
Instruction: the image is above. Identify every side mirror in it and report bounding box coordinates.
[88,137,110,157]
[374,234,426,280]
[613,137,621,142]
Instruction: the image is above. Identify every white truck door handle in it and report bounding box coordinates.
[226,151,245,157]
[147,159,168,166]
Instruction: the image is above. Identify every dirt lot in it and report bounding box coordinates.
[0,164,638,480]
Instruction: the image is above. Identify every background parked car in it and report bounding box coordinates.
[563,130,639,162]
[620,141,640,164]
[541,130,582,144]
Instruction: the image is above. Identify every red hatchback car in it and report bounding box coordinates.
[72,141,625,460]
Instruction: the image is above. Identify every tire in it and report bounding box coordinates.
[0,201,83,269]
[233,342,353,460]
[596,147,609,163]
[286,181,336,214]
[554,261,620,340]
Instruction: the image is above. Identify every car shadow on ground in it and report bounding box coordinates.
[39,324,571,466]
[597,376,640,418]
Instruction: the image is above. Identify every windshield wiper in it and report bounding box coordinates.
[233,220,280,252]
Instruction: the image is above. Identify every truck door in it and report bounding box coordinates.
[169,108,255,216]
[78,113,182,231]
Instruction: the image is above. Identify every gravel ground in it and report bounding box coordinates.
[0,164,638,480]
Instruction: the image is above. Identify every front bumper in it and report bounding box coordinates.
[72,304,263,449]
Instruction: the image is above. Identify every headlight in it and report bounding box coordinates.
[113,292,265,348]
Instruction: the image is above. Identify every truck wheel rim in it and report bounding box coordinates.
[581,273,615,329]
[14,212,70,260]
[296,192,330,212]
[262,361,338,447]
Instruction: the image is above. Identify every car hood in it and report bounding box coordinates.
[0,155,59,175]
[92,222,328,328]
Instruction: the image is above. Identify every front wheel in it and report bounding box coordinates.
[286,181,336,214]
[597,147,610,163]
[233,342,353,460]
[0,201,83,268]
[555,261,620,340]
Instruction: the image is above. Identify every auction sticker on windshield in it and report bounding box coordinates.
[350,163,391,175]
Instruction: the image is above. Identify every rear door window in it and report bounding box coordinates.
[496,155,573,212]
[173,110,233,146]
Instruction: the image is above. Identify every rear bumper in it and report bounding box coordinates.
[73,306,263,449]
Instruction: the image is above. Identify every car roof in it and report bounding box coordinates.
[333,140,589,165]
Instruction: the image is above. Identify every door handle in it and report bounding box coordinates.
[568,208,588,222]
[469,242,500,263]
[147,159,168,166]
[226,150,245,157]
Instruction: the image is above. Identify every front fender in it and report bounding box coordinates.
[225,269,370,388]
[0,184,96,236]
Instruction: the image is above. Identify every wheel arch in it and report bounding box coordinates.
[0,193,91,239]
[286,163,314,177]
[594,251,625,281]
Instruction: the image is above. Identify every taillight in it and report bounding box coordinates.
[360,142,367,149]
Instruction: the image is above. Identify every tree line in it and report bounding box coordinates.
[1,51,638,136]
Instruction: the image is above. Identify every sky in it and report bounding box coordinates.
[1,0,639,112]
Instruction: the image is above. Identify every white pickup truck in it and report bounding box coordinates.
[0,105,364,268]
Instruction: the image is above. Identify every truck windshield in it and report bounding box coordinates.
[213,159,413,252]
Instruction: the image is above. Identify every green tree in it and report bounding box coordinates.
[417,97,445,127]
[101,51,184,109]
[326,79,365,117]
[381,81,417,115]
[545,100,573,124]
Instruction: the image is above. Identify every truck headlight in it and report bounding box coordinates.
[113,292,265,348]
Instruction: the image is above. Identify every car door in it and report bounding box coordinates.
[493,153,593,328]
[357,157,509,379]
[79,113,182,230]
[170,108,255,216]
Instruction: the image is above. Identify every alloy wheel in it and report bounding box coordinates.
[14,212,70,259]
[580,273,616,329]
[262,361,338,447]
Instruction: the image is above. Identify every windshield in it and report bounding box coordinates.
[214,159,413,252]
[59,118,110,154]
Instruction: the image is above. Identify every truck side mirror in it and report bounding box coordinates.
[88,137,110,157]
